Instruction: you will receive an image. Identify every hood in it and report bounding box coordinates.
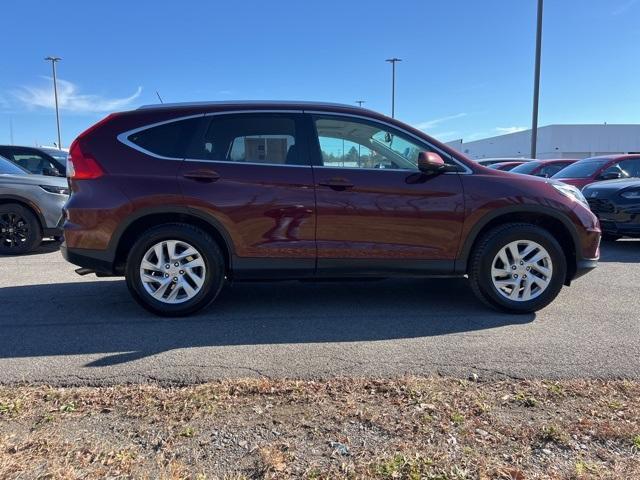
[0,173,68,188]
[583,178,640,192]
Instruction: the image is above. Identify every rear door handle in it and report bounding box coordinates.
[319,177,354,190]
[182,169,220,183]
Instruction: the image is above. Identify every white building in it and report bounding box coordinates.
[446,124,640,160]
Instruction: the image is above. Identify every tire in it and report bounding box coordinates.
[0,203,42,255]
[125,223,225,317]
[468,223,567,313]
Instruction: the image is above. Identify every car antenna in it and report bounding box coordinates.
[156,91,164,104]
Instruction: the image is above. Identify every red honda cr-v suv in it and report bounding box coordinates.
[62,101,601,316]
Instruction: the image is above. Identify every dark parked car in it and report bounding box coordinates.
[488,161,527,171]
[510,159,577,178]
[0,156,68,254]
[552,154,640,189]
[62,101,600,316]
[0,145,66,177]
[583,178,640,240]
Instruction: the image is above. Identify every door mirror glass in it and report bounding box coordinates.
[418,151,445,173]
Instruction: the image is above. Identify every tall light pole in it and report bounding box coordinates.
[530,0,543,159]
[44,56,62,149]
[355,100,366,107]
[385,58,402,118]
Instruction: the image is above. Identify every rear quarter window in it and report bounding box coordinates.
[127,117,202,158]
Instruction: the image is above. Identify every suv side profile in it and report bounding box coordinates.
[62,101,601,316]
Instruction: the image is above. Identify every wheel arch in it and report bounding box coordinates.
[0,195,45,231]
[111,206,234,275]
[456,206,580,284]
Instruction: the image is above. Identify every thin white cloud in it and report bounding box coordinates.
[612,0,638,15]
[13,77,142,113]
[414,112,467,131]
[495,126,527,135]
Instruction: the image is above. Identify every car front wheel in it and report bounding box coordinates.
[125,223,225,316]
[0,203,42,255]
[469,223,567,313]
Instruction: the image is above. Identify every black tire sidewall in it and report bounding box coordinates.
[125,224,224,316]
[475,225,566,313]
[0,204,42,255]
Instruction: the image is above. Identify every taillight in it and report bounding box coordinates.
[67,113,120,180]
[68,139,104,180]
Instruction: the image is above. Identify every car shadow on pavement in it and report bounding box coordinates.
[598,239,640,263]
[0,277,534,367]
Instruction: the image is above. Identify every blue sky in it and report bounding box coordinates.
[1,0,639,147]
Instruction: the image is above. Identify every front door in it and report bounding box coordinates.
[179,112,316,278]
[309,114,465,275]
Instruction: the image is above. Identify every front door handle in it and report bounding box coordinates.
[182,169,220,183]
[319,177,355,190]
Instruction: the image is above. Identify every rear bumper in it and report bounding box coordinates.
[61,243,118,275]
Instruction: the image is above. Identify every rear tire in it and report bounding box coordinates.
[469,223,567,313]
[0,203,42,255]
[125,223,225,317]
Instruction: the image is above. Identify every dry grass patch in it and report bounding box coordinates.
[0,378,638,479]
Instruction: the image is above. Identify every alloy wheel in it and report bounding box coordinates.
[0,212,30,249]
[139,240,207,304]
[491,240,553,302]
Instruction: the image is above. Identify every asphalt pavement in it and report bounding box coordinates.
[0,240,638,385]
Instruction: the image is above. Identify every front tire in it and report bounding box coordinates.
[125,223,225,317]
[469,223,567,313]
[0,203,42,255]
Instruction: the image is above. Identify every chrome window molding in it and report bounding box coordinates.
[116,108,473,174]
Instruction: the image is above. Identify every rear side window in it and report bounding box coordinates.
[127,117,202,158]
[538,163,569,177]
[186,114,302,166]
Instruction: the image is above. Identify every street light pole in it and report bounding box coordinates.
[44,56,62,149]
[355,100,365,107]
[530,0,543,159]
[385,58,402,118]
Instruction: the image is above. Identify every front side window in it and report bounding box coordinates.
[187,114,301,166]
[617,159,640,177]
[4,150,62,176]
[313,116,453,170]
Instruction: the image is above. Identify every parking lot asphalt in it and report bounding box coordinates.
[0,240,638,385]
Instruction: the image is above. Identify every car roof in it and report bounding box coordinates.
[579,154,640,162]
[136,100,371,112]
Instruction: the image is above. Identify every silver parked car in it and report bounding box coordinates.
[0,155,68,254]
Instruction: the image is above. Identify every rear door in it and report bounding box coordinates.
[178,112,316,278]
[307,113,465,275]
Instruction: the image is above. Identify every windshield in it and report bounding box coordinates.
[553,159,608,179]
[0,156,28,175]
[511,162,541,174]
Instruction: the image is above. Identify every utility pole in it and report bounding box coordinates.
[385,58,402,118]
[530,0,543,159]
[355,100,365,107]
[44,56,62,149]
[9,119,14,145]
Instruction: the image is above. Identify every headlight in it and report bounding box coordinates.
[39,184,69,195]
[621,189,640,199]
[551,182,588,207]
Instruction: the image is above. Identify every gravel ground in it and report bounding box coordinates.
[0,240,638,385]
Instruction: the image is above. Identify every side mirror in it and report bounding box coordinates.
[418,151,445,173]
[599,171,621,181]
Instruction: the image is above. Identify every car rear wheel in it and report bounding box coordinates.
[0,203,42,255]
[469,223,566,313]
[125,223,225,316]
